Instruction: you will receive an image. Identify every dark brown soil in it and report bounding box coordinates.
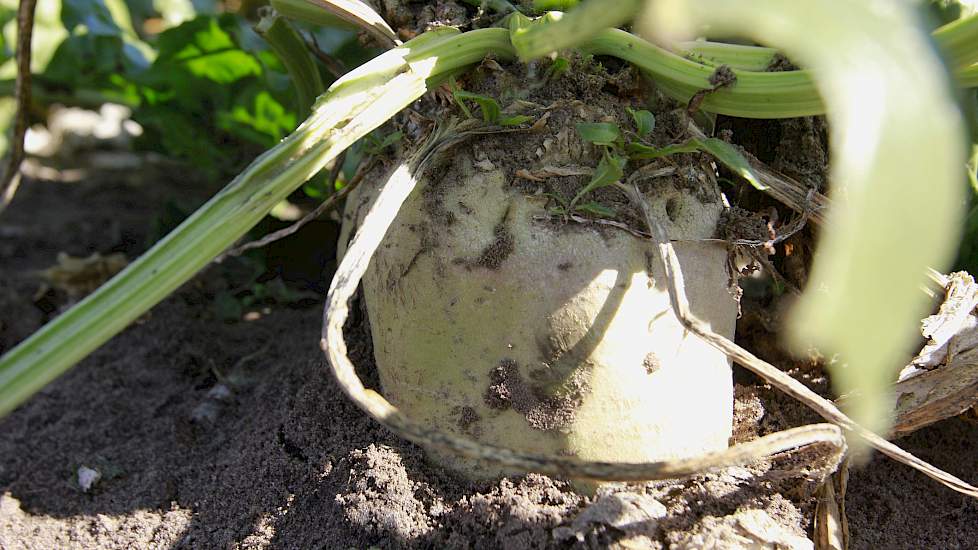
[1,160,977,548]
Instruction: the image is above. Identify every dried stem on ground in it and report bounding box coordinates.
[815,455,850,550]
[618,180,978,498]
[687,121,828,225]
[737,136,978,437]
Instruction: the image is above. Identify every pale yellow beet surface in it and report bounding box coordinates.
[347,150,737,477]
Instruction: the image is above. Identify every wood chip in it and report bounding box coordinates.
[890,351,978,437]
[868,271,978,437]
[907,271,978,372]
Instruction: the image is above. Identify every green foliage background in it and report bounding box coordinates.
[0,0,373,177]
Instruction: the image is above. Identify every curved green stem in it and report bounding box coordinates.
[957,62,978,87]
[0,28,515,417]
[648,0,967,440]
[583,28,823,118]
[459,0,518,14]
[256,8,325,115]
[270,0,398,47]
[934,12,978,69]
[676,40,779,71]
[510,0,641,59]
[512,3,978,117]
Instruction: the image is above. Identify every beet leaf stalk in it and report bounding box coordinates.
[0,27,515,417]
[644,0,967,443]
[255,7,326,116]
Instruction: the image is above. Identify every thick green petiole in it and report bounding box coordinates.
[647,0,967,443]
[270,0,398,48]
[934,12,978,70]
[510,0,641,59]
[676,40,780,71]
[582,28,824,118]
[532,0,579,11]
[957,63,978,87]
[0,27,515,416]
[6,0,978,416]
[458,0,518,14]
[512,3,978,114]
[255,8,325,115]
[275,1,978,119]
